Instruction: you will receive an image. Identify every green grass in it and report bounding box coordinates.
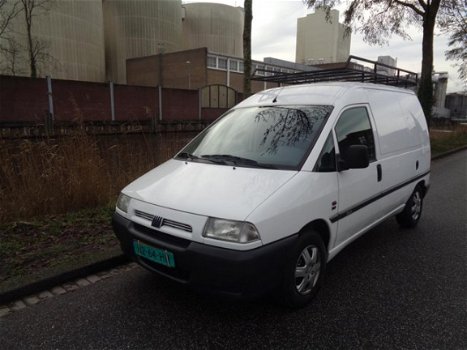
[430,127,467,156]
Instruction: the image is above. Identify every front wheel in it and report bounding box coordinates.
[396,186,424,228]
[281,231,326,308]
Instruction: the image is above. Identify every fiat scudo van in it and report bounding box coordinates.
[112,82,430,307]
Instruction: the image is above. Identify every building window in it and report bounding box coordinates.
[256,64,264,76]
[218,58,227,70]
[238,61,244,73]
[207,56,217,68]
[229,60,238,71]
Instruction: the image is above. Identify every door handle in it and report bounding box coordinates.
[377,164,382,182]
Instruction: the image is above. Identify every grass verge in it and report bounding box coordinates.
[430,124,467,156]
[0,205,121,294]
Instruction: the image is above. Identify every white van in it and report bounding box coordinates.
[112,82,430,307]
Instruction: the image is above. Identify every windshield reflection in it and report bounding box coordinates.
[177,105,333,169]
[256,106,328,156]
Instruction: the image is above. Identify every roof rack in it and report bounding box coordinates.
[252,55,418,88]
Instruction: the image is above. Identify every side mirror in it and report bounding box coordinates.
[338,145,370,171]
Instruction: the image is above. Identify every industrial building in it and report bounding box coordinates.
[0,0,453,120]
[1,1,352,85]
[296,8,351,65]
[0,0,245,84]
[445,92,467,121]
[1,0,105,82]
[103,0,184,83]
[182,3,244,58]
[432,72,450,118]
[126,47,290,102]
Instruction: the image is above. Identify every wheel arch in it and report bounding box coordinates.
[299,219,331,253]
[416,180,428,197]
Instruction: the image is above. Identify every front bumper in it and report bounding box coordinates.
[112,212,297,297]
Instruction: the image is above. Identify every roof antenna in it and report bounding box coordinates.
[272,96,278,103]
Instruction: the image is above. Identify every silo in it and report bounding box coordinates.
[182,3,243,58]
[103,0,183,83]
[0,0,105,82]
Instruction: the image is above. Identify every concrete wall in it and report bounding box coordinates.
[296,9,350,65]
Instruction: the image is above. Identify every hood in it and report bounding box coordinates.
[123,159,297,221]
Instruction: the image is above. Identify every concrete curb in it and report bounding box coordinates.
[431,145,467,160]
[0,254,129,305]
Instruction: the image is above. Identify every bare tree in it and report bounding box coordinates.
[243,0,252,98]
[304,0,460,123]
[439,3,467,85]
[19,0,51,78]
[0,37,24,75]
[0,0,22,75]
[0,0,20,39]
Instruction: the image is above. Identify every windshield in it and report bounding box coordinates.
[176,105,333,169]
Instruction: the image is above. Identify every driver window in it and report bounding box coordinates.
[334,107,376,162]
[314,132,336,172]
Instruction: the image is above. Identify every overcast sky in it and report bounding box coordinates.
[184,0,463,93]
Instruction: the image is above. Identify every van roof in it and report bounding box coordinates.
[235,82,416,108]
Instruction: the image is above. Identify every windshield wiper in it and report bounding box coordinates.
[176,152,200,160]
[200,154,277,169]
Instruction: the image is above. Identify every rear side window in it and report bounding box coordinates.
[335,107,376,161]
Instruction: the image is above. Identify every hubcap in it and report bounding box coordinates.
[411,191,422,221]
[295,245,321,295]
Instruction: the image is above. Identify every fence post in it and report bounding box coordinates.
[46,76,54,134]
[110,81,115,122]
[198,88,202,120]
[158,85,163,121]
[227,58,230,87]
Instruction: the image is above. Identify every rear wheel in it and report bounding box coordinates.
[396,186,423,228]
[281,231,326,308]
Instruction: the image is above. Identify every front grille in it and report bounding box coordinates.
[163,219,192,232]
[133,223,191,248]
[135,210,154,221]
[134,210,193,233]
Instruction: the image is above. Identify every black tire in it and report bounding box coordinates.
[281,231,327,308]
[396,186,423,228]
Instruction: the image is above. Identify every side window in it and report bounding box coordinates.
[335,107,376,162]
[314,132,336,172]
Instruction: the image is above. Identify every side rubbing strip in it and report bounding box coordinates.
[329,171,430,223]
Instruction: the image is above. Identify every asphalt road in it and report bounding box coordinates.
[1,150,466,349]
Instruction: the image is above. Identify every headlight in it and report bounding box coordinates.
[116,193,131,213]
[203,218,260,243]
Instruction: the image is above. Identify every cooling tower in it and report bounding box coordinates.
[103,0,183,83]
[182,3,243,58]
[0,0,105,82]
